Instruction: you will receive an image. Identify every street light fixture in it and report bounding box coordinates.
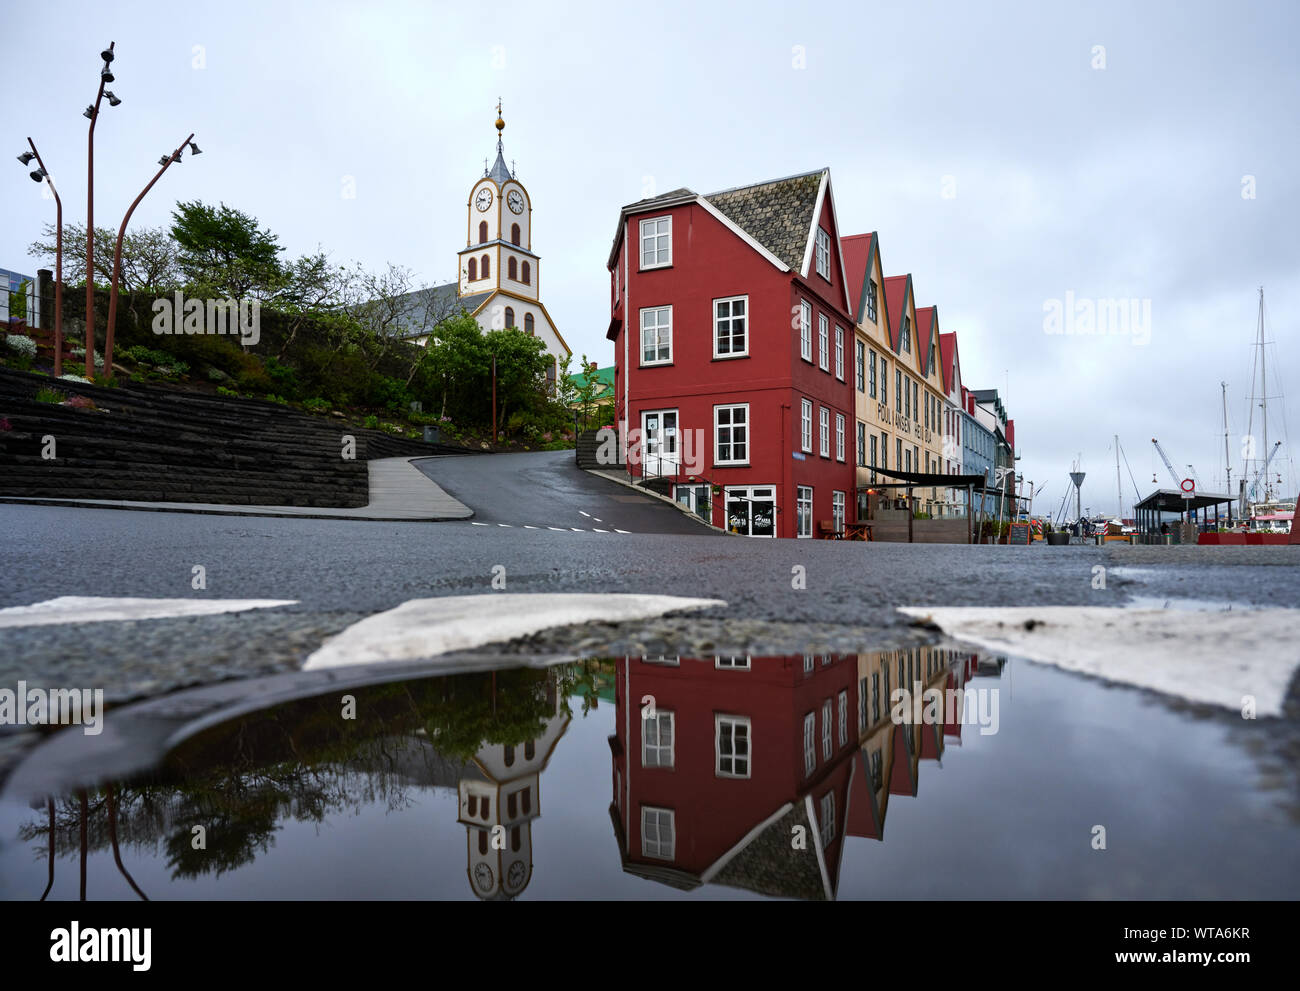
[104,91,121,107]
[187,141,201,156]
[18,138,65,376]
[84,39,116,379]
[103,133,198,371]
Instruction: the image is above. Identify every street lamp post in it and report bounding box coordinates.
[84,41,117,380]
[18,140,63,376]
[103,135,198,372]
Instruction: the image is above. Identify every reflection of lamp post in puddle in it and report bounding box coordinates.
[40,785,148,900]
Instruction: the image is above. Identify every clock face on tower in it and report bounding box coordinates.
[475,188,493,212]
[507,861,526,889]
[507,190,524,214]
[474,862,494,891]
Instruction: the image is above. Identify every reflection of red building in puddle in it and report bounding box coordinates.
[609,654,860,900]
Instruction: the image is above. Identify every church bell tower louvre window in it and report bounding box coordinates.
[511,223,521,246]
[509,257,517,280]
[479,220,488,244]
[482,255,490,278]
[467,258,477,281]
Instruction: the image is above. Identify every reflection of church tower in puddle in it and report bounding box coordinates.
[458,675,571,900]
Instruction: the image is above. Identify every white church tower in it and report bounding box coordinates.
[455,104,571,388]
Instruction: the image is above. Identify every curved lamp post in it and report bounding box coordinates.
[103,135,198,370]
[18,139,64,376]
[84,41,118,379]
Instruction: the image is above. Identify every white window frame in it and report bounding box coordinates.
[818,314,829,371]
[856,421,866,467]
[821,699,832,760]
[855,339,865,392]
[819,407,830,458]
[714,402,749,466]
[866,278,878,323]
[835,413,845,462]
[902,315,911,353]
[642,709,675,768]
[799,300,812,361]
[715,655,751,670]
[815,228,831,279]
[803,712,816,776]
[713,294,748,358]
[723,485,777,538]
[833,490,845,533]
[715,714,752,779]
[837,689,848,746]
[800,399,813,452]
[640,306,672,366]
[869,349,877,398]
[797,485,813,539]
[641,806,675,860]
[819,791,836,848]
[834,326,844,380]
[639,216,672,270]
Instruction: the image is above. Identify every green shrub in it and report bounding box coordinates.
[217,385,239,397]
[34,387,62,403]
[264,394,290,406]
[362,414,380,429]
[264,356,301,399]
[302,397,330,413]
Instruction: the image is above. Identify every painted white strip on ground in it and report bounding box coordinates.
[615,529,632,534]
[470,522,488,526]
[0,596,298,629]
[897,605,1300,716]
[579,511,591,518]
[548,527,565,531]
[523,525,538,529]
[305,593,726,669]
[593,528,609,533]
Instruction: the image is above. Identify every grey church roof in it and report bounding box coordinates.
[488,144,512,185]
[388,284,492,339]
[703,169,825,271]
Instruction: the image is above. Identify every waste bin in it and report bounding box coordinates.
[422,425,441,443]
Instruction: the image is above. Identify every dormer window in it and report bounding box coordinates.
[866,279,878,323]
[815,228,831,279]
[902,316,911,353]
[640,216,671,269]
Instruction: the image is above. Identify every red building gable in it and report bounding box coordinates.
[914,305,938,378]
[882,274,912,353]
[939,332,958,396]
[605,169,859,538]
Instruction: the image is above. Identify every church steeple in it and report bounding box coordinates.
[487,99,511,185]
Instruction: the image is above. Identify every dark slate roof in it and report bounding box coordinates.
[388,284,491,339]
[488,143,512,185]
[710,802,829,901]
[703,169,825,270]
[627,187,695,208]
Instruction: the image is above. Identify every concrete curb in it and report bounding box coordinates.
[0,456,473,522]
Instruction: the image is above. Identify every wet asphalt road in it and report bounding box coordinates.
[2,449,1299,705]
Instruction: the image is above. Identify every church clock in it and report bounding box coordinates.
[475,188,493,212]
[507,190,524,214]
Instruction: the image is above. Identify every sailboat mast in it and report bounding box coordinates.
[1115,434,1122,518]
[1259,288,1270,502]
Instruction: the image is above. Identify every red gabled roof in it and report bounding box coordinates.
[883,275,910,352]
[914,305,937,377]
[939,332,957,395]
[840,233,872,318]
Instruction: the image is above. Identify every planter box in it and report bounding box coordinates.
[1046,532,1070,546]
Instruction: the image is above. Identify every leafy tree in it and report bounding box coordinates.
[171,200,285,300]
[28,221,181,291]
[483,328,552,439]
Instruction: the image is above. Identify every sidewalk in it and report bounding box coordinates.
[0,456,472,522]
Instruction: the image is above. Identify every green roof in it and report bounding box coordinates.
[571,365,615,396]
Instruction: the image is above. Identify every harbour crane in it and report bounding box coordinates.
[1151,438,1183,489]
[1247,441,1283,502]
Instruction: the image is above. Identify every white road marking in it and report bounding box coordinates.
[593,528,609,533]
[305,593,726,669]
[548,527,565,531]
[523,525,539,529]
[615,529,632,534]
[570,527,584,532]
[470,522,488,526]
[0,596,298,629]
[593,517,603,523]
[497,523,512,527]
[579,511,591,518]
[897,605,1300,716]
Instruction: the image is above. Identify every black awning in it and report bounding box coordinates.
[858,466,994,488]
[1133,489,1236,514]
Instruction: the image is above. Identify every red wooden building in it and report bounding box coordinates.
[606,169,858,538]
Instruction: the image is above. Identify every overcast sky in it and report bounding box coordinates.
[5,0,1298,517]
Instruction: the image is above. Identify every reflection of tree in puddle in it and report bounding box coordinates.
[17,662,606,897]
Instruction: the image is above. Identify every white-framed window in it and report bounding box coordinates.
[834,326,844,380]
[640,216,671,269]
[716,714,751,778]
[821,699,832,760]
[641,654,680,665]
[714,295,747,358]
[642,710,674,768]
[640,306,671,365]
[715,655,751,669]
[800,398,813,452]
[896,369,903,412]
[856,421,866,467]
[818,314,829,371]
[902,315,911,353]
[796,485,813,538]
[819,791,836,848]
[641,806,675,859]
[870,434,878,479]
[724,485,776,538]
[803,712,816,776]
[833,491,845,533]
[855,339,865,392]
[715,403,749,465]
[837,689,848,746]
[866,279,878,323]
[819,407,830,458]
[869,349,877,398]
[815,228,831,279]
[835,413,845,462]
[799,300,812,361]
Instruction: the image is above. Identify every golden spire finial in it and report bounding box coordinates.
[495,98,505,134]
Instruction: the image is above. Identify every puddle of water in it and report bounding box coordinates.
[1,650,1295,901]
[1123,595,1253,612]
